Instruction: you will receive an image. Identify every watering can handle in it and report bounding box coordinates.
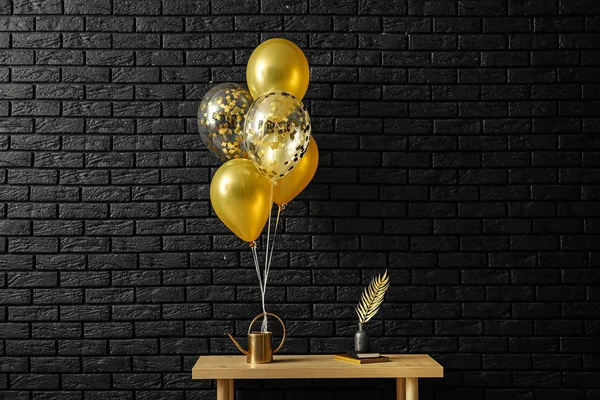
[248,312,286,354]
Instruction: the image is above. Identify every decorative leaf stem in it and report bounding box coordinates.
[356,270,390,324]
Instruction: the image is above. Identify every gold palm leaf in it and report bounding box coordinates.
[356,270,390,324]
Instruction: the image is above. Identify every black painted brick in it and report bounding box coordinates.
[0,0,597,399]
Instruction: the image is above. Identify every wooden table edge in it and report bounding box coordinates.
[192,354,444,380]
[193,370,444,379]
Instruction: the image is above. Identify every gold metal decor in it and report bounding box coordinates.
[356,270,390,324]
[227,312,286,364]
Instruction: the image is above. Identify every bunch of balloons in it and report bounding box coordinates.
[198,38,318,244]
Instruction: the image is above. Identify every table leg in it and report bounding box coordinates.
[217,378,234,400]
[396,378,406,400]
[406,378,418,400]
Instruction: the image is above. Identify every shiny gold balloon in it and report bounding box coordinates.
[244,90,311,181]
[246,38,310,100]
[197,83,253,163]
[273,138,319,206]
[210,159,271,243]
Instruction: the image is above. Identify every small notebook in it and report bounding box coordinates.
[334,354,390,364]
[347,351,380,359]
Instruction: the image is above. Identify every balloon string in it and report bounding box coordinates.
[264,181,273,277]
[250,245,267,334]
[261,205,282,334]
[251,244,264,298]
[264,204,282,289]
[260,181,275,333]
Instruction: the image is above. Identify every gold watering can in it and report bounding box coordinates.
[227,312,286,364]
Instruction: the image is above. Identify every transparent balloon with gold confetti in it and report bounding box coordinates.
[243,91,311,181]
[197,83,253,163]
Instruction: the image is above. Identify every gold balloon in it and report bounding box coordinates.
[197,83,253,163]
[210,159,271,243]
[274,138,319,206]
[246,38,310,100]
[244,90,311,181]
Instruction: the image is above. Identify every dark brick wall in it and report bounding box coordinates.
[1,0,599,399]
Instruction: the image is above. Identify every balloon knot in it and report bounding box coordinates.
[280,204,287,211]
[249,241,256,248]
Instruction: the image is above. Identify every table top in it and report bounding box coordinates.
[192,354,443,379]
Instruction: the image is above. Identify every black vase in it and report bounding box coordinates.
[354,322,369,353]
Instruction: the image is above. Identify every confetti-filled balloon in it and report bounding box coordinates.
[244,91,311,181]
[197,83,253,163]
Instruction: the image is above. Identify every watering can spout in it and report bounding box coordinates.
[227,333,249,356]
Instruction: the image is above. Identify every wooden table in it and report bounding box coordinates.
[192,354,443,400]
